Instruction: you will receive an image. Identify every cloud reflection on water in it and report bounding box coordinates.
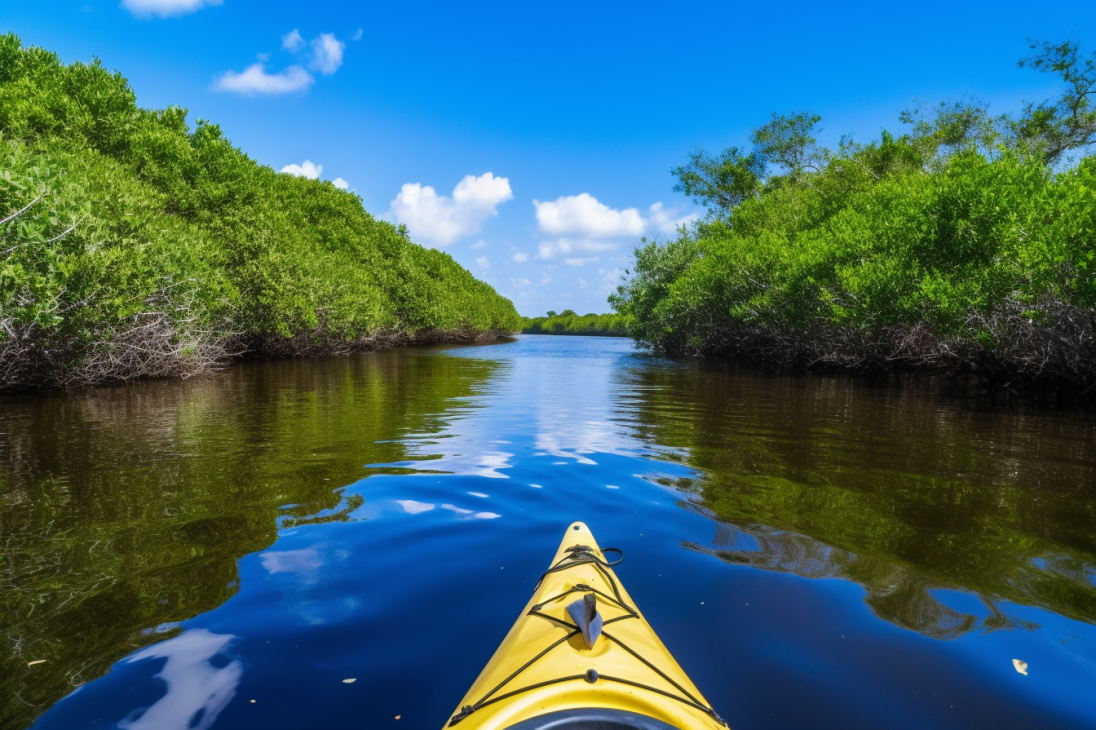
[259,548,324,584]
[442,503,501,519]
[258,545,356,624]
[396,499,435,514]
[118,629,241,730]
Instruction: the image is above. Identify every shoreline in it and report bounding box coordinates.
[639,310,1096,395]
[0,327,516,394]
[519,331,630,338]
[8,322,1092,398]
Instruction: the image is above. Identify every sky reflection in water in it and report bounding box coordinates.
[5,336,1095,729]
[117,630,241,730]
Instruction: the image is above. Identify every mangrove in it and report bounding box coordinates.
[0,34,522,391]
[610,39,1096,389]
[521,310,631,336]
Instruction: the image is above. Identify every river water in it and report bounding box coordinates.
[2,335,1094,730]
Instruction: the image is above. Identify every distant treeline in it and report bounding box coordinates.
[0,34,521,390]
[611,40,1096,388]
[522,310,631,336]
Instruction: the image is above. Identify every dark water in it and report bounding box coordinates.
[2,336,1095,730]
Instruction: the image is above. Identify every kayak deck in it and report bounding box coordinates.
[445,522,726,729]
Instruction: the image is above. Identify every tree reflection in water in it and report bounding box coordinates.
[0,350,500,729]
[681,504,1037,640]
[619,362,1096,639]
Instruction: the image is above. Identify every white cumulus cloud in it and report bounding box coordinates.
[511,278,531,287]
[534,193,645,239]
[533,195,699,264]
[332,177,349,190]
[512,252,529,263]
[309,33,345,75]
[600,267,626,294]
[121,0,220,18]
[280,160,322,179]
[536,237,616,263]
[216,31,346,97]
[282,29,304,52]
[647,202,699,236]
[388,173,513,247]
[471,240,487,250]
[214,63,313,95]
[476,256,489,269]
[352,28,364,41]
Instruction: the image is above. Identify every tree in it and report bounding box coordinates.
[749,111,825,180]
[671,112,824,218]
[899,98,999,162]
[672,146,764,215]
[1013,39,1096,165]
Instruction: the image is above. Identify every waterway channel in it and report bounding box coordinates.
[2,335,1094,729]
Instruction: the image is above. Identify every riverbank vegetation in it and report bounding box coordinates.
[521,310,631,336]
[610,40,1096,388]
[0,34,521,390]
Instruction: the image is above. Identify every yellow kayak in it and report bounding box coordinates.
[444,522,726,729]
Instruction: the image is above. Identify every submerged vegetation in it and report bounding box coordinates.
[0,351,501,729]
[0,34,521,390]
[611,40,1096,388]
[521,310,631,336]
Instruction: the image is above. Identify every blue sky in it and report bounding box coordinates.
[4,1,1094,315]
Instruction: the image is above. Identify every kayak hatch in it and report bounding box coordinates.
[444,522,726,730]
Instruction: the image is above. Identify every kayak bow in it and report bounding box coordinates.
[445,522,726,729]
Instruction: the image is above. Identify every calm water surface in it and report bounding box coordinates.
[2,335,1095,729]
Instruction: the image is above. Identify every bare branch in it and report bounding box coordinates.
[42,216,84,244]
[0,195,43,226]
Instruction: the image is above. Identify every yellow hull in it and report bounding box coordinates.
[444,522,726,729]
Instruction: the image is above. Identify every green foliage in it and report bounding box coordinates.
[0,138,228,348]
[671,112,828,216]
[0,33,520,386]
[522,310,632,336]
[671,146,764,214]
[1014,38,1096,165]
[616,39,1096,382]
[750,110,826,180]
[899,98,1000,164]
